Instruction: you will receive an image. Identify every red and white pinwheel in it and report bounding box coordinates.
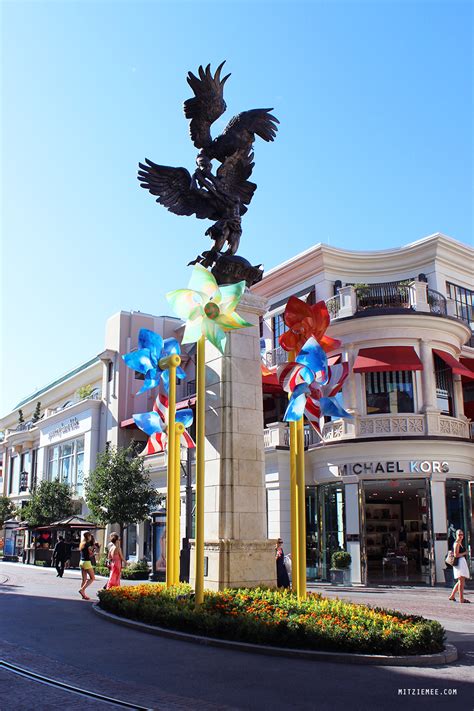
[135,393,195,456]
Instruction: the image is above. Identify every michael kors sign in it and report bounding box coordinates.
[340,460,449,476]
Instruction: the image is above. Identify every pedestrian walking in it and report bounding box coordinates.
[275,538,290,589]
[106,533,126,589]
[449,529,471,603]
[52,536,68,578]
[78,531,95,600]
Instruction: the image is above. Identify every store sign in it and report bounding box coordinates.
[39,410,92,447]
[47,416,80,441]
[340,460,449,476]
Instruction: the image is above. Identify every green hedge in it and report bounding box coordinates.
[94,559,150,580]
[98,584,445,656]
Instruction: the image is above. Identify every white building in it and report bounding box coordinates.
[253,232,474,586]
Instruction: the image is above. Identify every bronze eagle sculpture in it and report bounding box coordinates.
[137,62,279,271]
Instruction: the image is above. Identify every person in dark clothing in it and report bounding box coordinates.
[52,536,68,578]
[275,538,290,589]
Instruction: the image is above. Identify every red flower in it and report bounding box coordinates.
[279,296,341,354]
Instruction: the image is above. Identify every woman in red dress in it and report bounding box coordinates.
[106,533,126,589]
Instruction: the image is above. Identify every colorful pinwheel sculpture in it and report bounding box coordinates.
[279,295,341,354]
[279,337,351,436]
[166,264,252,354]
[134,393,195,455]
[122,328,186,394]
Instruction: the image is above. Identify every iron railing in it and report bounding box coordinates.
[427,288,447,316]
[355,282,412,311]
[326,294,342,319]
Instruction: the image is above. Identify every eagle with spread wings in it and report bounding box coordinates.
[137,62,279,268]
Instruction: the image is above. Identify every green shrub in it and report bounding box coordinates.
[98,584,445,656]
[331,551,352,569]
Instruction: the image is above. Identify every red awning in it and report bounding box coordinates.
[434,350,474,379]
[327,354,341,366]
[353,346,423,373]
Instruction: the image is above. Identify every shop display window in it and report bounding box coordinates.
[446,480,471,567]
[364,479,431,585]
[365,371,414,415]
[305,484,345,582]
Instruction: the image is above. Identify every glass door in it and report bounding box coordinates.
[318,483,345,580]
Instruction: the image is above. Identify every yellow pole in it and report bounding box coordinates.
[174,421,185,585]
[288,350,298,594]
[195,335,206,605]
[159,354,180,588]
[296,416,307,599]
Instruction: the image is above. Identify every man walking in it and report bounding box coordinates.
[52,536,68,578]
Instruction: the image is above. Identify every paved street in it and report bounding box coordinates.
[0,562,473,711]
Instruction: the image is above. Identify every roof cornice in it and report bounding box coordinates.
[252,233,473,298]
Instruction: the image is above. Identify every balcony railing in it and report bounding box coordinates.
[355,282,412,311]
[426,288,447,316]
[264,413,470,448]
[326,281,455,322]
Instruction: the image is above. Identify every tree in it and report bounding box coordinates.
[85,445,158,542]
[22,480,74,527]
[32,401,42,423]
[0,496,16,528]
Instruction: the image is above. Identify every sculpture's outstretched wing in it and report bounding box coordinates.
[184,62,231,150]
[216,149,256,215]
[211,109,279,161]
[137,160,218,220]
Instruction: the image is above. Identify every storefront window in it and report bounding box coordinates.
[306,487,319,581]
[47,436,85,494]
[319,483,345,580]
[365,371,414,415]
[364,479,431,584]
[446,480,471,556]
[127,523,137,559]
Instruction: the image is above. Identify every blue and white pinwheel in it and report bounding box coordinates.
[122,328,186,394]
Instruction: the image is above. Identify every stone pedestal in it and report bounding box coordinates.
[190,291,276,590]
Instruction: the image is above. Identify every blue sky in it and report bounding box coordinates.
[1,0,472,414]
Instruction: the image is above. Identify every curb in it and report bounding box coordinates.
[92,604,458,666]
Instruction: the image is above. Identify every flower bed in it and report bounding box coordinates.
[97,584,445,656]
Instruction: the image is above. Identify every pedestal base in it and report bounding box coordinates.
[190,539,276,590]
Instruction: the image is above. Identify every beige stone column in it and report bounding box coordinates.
[190,291,276,590]
[453,374,466,419]
[420,341,437,412]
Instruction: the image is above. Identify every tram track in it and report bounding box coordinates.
[0,661,153,710]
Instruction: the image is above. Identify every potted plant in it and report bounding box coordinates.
[330,550,352,585]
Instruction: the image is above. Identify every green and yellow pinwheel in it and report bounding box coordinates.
[166,264,252,353]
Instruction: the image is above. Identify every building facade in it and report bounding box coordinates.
[254,233,474,586]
